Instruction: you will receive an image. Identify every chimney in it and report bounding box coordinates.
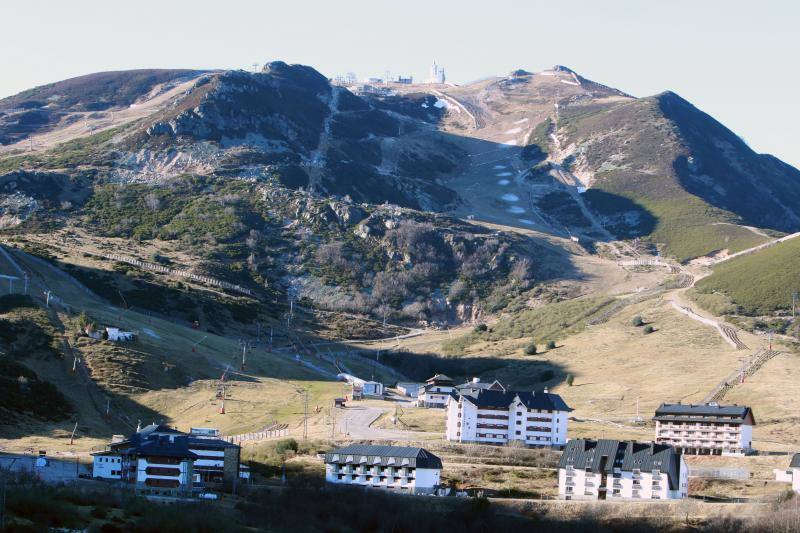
[472,377,480,384]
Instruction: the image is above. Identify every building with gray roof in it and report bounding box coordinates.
[324,444,443,494]
[653,402,755,456]
[445,387,571,447]
[558,439,687,500]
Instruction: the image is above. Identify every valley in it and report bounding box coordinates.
[1,60,800,528]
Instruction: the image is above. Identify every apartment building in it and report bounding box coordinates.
[445,388,571,446]
[455,377,505,397]
[417,374,455,408]
[653,403,755,456]
[774,453,800,492]
[95,424,242,494]
[324,444,443,494]
[558,439,688,500]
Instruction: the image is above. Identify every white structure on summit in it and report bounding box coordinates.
[429,61,446,84]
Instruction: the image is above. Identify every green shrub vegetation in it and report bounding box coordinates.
[524,343,537,355]
[694,237,800,315]
[442,295,614,354]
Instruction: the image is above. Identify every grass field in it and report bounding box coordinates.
[694,236,800,315]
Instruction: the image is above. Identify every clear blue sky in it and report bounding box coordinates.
[2,0,798,166]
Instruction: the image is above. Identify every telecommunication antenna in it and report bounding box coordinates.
[240,342,248,371]
[252,63,259,73]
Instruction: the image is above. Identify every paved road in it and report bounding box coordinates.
[335,400,442,441]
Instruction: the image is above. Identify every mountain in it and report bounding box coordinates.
[0,61,799,326]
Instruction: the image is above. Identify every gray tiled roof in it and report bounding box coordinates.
[325,444,443,469]
[653,403,754,425]
[460,389,572,412]
[790,453,800,468]
[425,374,454,384]
[558,439,681,490]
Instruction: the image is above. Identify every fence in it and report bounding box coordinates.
[224,424,289,444]
[688,467,750,480]
[95,252,254,297]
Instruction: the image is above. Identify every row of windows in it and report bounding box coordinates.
[97,457,120,463]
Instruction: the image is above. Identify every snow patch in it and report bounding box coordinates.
[496,172,513,177]
[507,206,525,214]
[514,118,529,124]
[518,219,535,225]
[433,98,449,109]
[421,103,429,108]
[577,186,587,193]
[502,139,518,146]
[497,179,511,185]
[501,193,520,202]
[492,165,507,169]
[560,79,580,86]
[504,127,522,135]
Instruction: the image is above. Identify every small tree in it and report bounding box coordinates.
[566,374,575,386]
[632,315,644,327]
[643,325,654,334]
[525,343,538,355]
[546,340,556,350]
[473,323,488,333]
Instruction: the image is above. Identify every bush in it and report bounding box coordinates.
[473,323,488,333]
[632,315,643,327]
[524,343,537,355]
[275,438,299,455]
[545,340,556,350]
[643,325,654,334]
[538,369,555,382]
[566,374,574,386]
[90,506,108,519]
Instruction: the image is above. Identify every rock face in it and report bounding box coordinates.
[123,65,465,209]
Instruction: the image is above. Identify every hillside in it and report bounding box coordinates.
[559,91,800,260]
[694,236,800,317]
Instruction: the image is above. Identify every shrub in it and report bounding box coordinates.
[473,323,488,333]
[632,315,643,327]
[545,340,556,350]
[275,438,299,455]
[643,325,654,334]
[524,343,537,355]
[90,506,109,519]
[566,374,574,386]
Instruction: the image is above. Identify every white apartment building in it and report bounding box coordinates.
[445,388,571,446]
[91,450,123,479]
[558,439,688,500]
[774,453,800,492]
[653,403,755,456]
[325,444,443,495]
[417,374,455,408]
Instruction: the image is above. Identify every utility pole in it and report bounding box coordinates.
[303,391,309,440]
[793,290,797,319]
[69,421,79,445]
[44,290,52,308]
[331,399,336,439]
[252,63,259,73]
[241,343,248,371]
[23,273,28,295]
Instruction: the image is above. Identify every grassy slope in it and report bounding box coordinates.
[565,95,781,262]
[694,236,800,315]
